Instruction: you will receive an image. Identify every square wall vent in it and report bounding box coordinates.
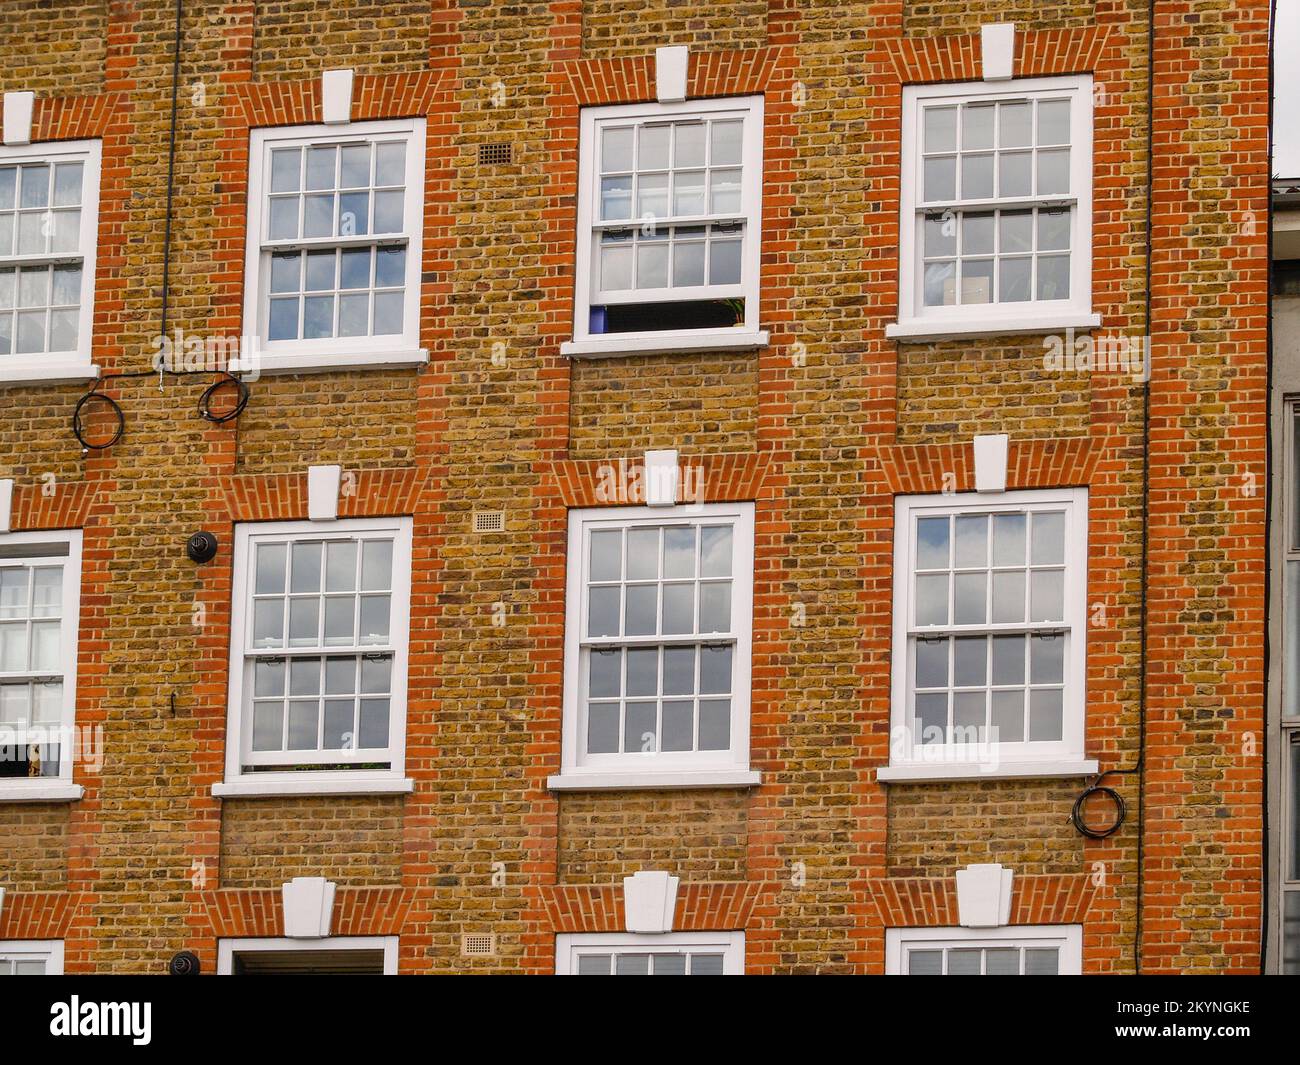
[461,933,497,956]
[478,143,513,166]
[473,511,505,533]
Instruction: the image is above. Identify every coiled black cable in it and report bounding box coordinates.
[1070,773,1128,839]
[197,372,250,424]
[71,388,125,451]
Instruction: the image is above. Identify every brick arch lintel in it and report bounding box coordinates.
[198,886,419,938]
[869,873,1098,929]
[871,433,1103,496]
[541,881,771,934]
[876,25,1113,86]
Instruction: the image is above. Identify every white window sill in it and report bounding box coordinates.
[212,776,415,798]
[0,781,84,802]
[561,330,768,359]
[0,363,100,387]
[547,769,762,791]
[231,349,428,376]
[885,313,1101,343]
[876,759,1099,783]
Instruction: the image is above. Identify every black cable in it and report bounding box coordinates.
[161,0,183,338]
[197,373,250,424]
[1070,775,1128,839]
[71,389,125,451]
[1261,0,1279,975]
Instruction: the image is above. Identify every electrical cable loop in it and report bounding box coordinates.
[1070,773,1128,839]
[71,386,125,451]
[197,372,250,424]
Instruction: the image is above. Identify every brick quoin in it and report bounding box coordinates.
[0,0,1270,975]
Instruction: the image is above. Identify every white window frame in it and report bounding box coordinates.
[549,502,759,791]
[1278,401,1300,971]
[885,925,1082,975]
[240,119,427,375]
[0,139,100,385]
[0,939,65,974]
[214,517,414,798]
[0,528,83,802]
[556,931,744,974]
[562,96,768,358]
[888,75,1099,341]
[217,936,398,974]
[879,489,1096,782]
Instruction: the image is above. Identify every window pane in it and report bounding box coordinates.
[1030,634,1064,684]
[304,193,334,237]
[1029,688,1063,741]
[600,175,632,220]
[923,260,955,306]
[1029,570,1064,622]
[1036,149,1070,195]
[915,692,947,743]
[953,636,986,687]
[663,646,695,696]
[710,168,742,214]
[626,647,657,697]
[1291,739,1300,880]
[663,527,696,578]
[675,124,705,168]
[925,214,956,258]
[1024,948,1059,975]
[962,104,994,150]
[577,953,612,975]
[625,700,657,752]
[915,574,949,626]
[376,141,406,186]
[1038,208,1070,251]
[340,144,370,188]
[601,127,634,172]
[589,651,620,698]
[1031,512,1065,565]
[962,154,994,199]
[985,948,1020,975]
[661,700,693,751]
[709,239,742,285]
[1038,100,1071,145]
[287,700,319,749]
[923,156,956,202]
[373,291,403,335]
[625,584,657,636]
[993,635,1026,685]
[991,571,1025,623]
[915,639,948,688]
[373,190,403,233]
[358,698,388,748]
[699,698,730,750]
[954,572,987,624]
[699,583,730,633]
[638,125,670,170]
[954,514,988,567]
[923,106,957,153]
[999,151,1031,197]
[306,146,336,190]
[999,102,1031,147]
[700,646,732,694]
[587,702,619,753]
[662,584,693,634]
[700,526,732,577]
[991,690,1024,742]
[948,949,982,975]
[916,516,950,569]
[908,949,943,976]
[961,258,993,304]
[672,170,705,216]
[270,148,301,192]
[711,120,743,165]
[962,214,994,257]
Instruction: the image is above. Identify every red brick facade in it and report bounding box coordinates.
[0,0,1270,974]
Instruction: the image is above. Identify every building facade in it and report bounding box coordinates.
[0,0,1271,974]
